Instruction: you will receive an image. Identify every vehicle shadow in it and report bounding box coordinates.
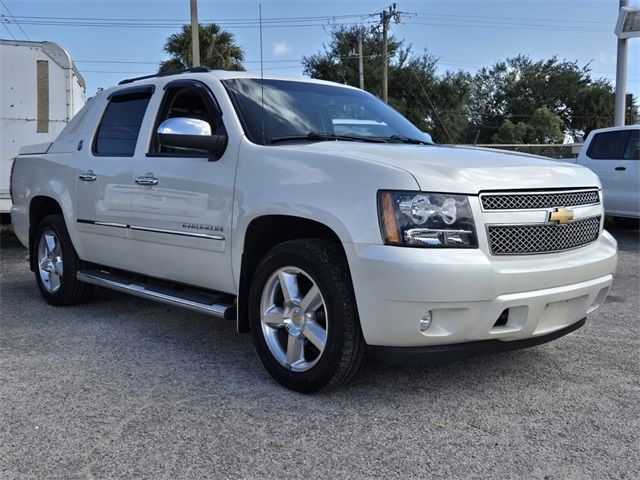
[79,285,569,404]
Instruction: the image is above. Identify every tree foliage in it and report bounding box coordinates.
[160,23,245,72]
[302,27,639,144]
[492,107,563,144]
[302,26,471,143]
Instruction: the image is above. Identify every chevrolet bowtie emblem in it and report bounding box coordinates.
[549,207,574,224]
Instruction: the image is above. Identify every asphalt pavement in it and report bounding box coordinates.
[1,223,638,479]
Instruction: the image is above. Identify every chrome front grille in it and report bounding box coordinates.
[481,190,600,210]
[488,216,601,255]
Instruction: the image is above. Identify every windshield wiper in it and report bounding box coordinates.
[385,134,433,145]
[270,132,387,144]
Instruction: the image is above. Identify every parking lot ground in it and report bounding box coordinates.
[1,224,638,479]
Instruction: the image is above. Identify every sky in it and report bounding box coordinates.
[1,0,638,101]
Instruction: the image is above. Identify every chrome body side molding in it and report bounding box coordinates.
[76,219,225,240]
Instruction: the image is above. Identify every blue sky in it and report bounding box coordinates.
[2,0,638,100]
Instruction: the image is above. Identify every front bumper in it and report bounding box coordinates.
[369,317,586,366]
[343,230,617,348]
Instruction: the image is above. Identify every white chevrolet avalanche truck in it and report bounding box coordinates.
[10,69,618,392]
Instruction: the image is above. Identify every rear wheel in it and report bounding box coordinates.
[249,239,366,393]
[33,214,93,305]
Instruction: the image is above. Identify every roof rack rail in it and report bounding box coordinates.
[118,66,211,85]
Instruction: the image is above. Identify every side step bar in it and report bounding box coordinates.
[77,270,236,320]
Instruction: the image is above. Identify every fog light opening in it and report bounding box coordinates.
[493,309,510,328]
[419,312,433,332]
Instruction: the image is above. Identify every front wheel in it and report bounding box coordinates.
[249,239,366,393]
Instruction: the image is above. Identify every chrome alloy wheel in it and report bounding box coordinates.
[260,266,328,372]
[37,230,63,293]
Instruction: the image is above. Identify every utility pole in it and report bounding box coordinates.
[190,0,200,67]
[357,27,364,90]
[380,4,400,103]
[614,0,629,126]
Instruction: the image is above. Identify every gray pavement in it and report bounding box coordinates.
[1,224,638,479]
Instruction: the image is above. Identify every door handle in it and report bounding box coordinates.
[78,171,97,182]
[135,175,159,186]
[615,166,626,171]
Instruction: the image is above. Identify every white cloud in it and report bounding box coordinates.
[271,41,292,57]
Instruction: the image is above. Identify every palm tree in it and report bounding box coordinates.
[159,23,245,72]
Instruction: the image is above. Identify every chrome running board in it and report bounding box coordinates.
[77,270,236,320]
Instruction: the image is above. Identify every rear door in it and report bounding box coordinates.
[75,85,154,269]
[128,79,236,293]
[580,129,632,215]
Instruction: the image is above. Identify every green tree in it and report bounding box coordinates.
[524,107,564,143]
[465,55,608,143]
[491,108,563,144]
[572,85,614,137]
[302,25,406,99]
[302,25,471,143]
[492,119,526,144]
[160,23,245,72]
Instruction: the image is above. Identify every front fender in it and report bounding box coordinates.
[231,139,420,287]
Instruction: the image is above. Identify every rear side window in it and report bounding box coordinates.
[93,93,151,156]
[587,131,629,160]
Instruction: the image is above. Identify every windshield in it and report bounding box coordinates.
[222,78,433,145]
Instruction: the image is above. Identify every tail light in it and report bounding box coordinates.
[9,157,16,203]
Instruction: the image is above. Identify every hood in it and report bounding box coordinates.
[287,142,599,194]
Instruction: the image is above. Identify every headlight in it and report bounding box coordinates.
[378,191,477,248]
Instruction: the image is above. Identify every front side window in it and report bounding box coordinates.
[222,78,432,145]
[587,131,629,160]
[150,84,223,156]
[93,93,151,156]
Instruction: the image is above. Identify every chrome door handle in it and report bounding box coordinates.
[135,176,159,186]
[78,172,97,182]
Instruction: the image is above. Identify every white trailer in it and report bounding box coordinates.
[0,39,86,215]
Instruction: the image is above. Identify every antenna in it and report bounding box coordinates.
[259,3,265,145]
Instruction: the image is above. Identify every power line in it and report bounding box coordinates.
[7,13,373,23]
[1,12,612,32]
[2,18,377,29]
[0,18,16,39]
[73,56,637,80]
[406,20,608,33]
[80,64,306,75]
[74,58,305,65]
[414,12,610,25]
[410,68,453,144]
[0,1,30,40]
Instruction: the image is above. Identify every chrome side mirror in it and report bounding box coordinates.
[156,117,227,158]
[157,117,212,136]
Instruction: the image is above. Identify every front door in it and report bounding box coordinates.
[128,79,236,293]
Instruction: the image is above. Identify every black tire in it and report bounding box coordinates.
[249,239,366,393]
[33,214,93,306]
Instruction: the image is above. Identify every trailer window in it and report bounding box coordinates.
[93,94,151,157]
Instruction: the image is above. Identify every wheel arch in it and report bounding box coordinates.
[28,196,64,271]
[236,214,348,333]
